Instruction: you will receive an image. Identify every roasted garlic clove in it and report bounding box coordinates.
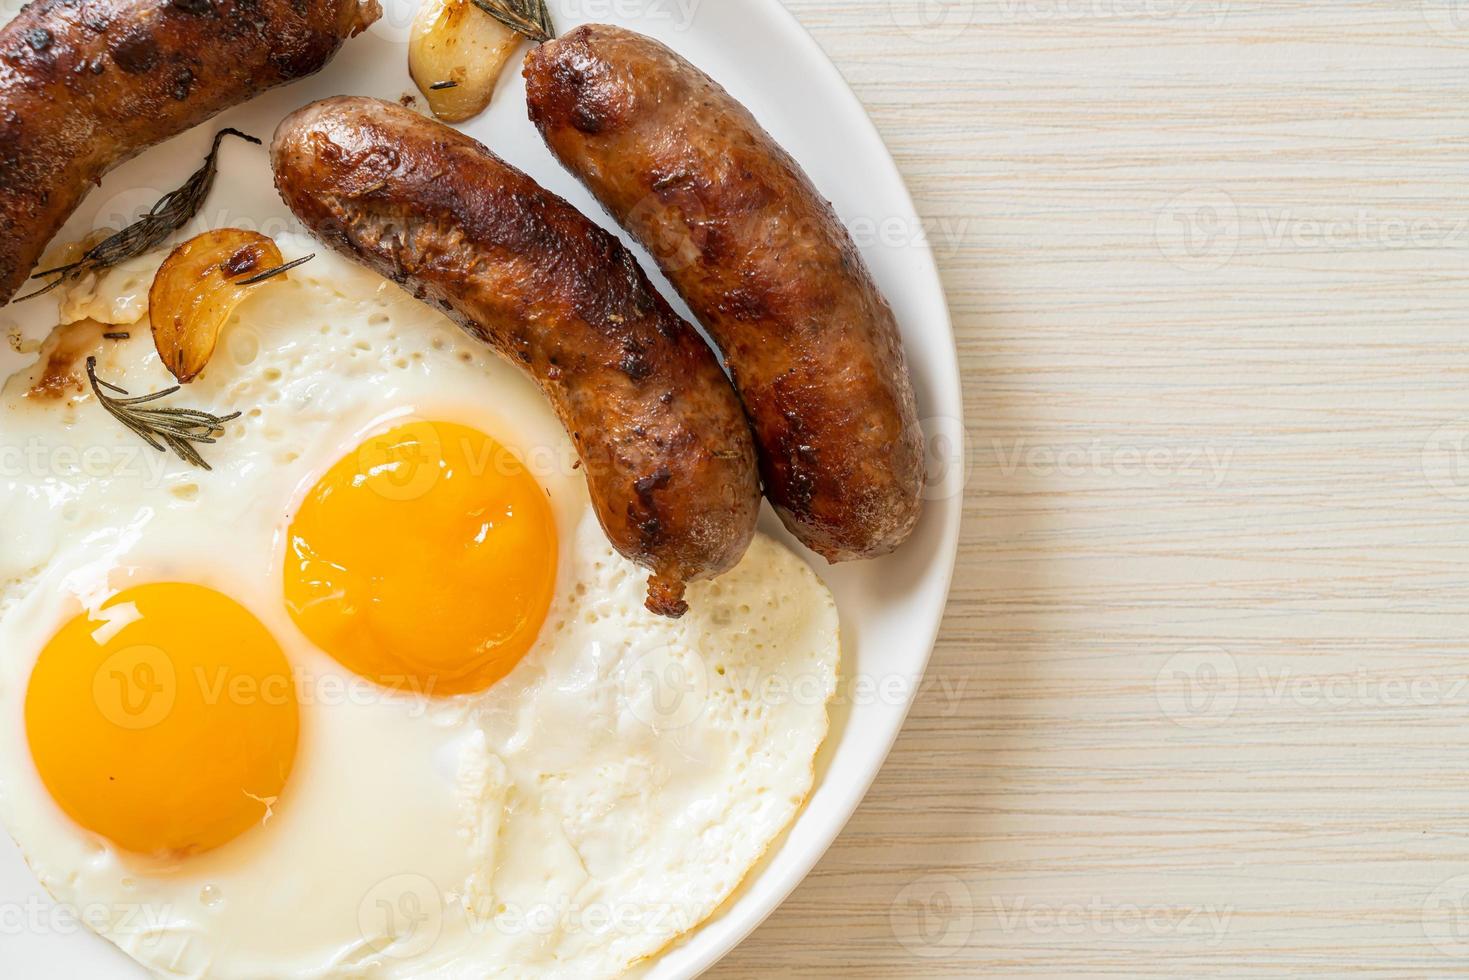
[149,229,288,384]
[409,0,523,123]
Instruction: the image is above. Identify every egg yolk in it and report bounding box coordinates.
[25,583,299,858]
[284,421,557,697]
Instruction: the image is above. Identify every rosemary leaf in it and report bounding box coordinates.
[85,357,242,471]
[18,129,261,302]
[469,0,555,43]
[235,253,315,286]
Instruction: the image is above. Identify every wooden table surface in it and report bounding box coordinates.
[710,2,1469,976]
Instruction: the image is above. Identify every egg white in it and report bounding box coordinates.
[0,237,838,979]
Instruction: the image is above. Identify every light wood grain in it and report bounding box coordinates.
[709,1,1469,976]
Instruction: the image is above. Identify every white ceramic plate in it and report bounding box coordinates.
[0,0,963,975]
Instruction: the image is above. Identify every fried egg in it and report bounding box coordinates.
[0,236,839,978]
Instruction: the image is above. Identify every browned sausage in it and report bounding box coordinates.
[270,96,760,618]
[524,24,925,564]
[0,0,380,306]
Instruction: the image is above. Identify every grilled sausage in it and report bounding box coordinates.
[270,96,760,618]
[0,0,380,306]
[524,24,925,564]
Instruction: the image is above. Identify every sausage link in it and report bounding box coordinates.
[0,0,379,305]
[524,24,925,563]
[270,96,760,617]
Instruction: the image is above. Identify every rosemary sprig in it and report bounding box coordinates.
[18,129,261,302]
[85,357,241,471]
[469,0,555,43]
[236,253,315,286]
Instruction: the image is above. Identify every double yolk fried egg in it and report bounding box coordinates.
[0,237,839,978]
